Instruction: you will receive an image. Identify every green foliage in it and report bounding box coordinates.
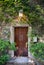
[0,39,16,65]
[1,0,43,37]
[9,43,16,50]
[0,54,9,65]
[0,39,16,52]
[28,5,44,25]
[30,42,44,60]
[0,0,44,28]
[35,0,44,6]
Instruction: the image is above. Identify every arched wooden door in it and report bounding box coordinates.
[14,27,28,56]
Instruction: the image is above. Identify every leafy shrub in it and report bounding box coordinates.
[0,39,16,65]
[30,42,44,60]
[0,54,9,65]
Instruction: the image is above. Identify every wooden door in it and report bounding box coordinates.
[14,27,28,56]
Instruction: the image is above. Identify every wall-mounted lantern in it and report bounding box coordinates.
[33,37,38,43]
[19,10,23,17]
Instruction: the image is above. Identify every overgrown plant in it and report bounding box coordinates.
[0,39,16,65]
[30,42,44,60]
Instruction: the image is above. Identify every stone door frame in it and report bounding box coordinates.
[10,24,32,57]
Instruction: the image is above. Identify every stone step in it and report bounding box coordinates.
[6,57,36,65]
[6,63,35,65]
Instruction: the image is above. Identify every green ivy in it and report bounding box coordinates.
[0,0,44,25]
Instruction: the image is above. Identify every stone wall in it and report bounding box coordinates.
[0,22,10,41]
[0,22,44,43]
